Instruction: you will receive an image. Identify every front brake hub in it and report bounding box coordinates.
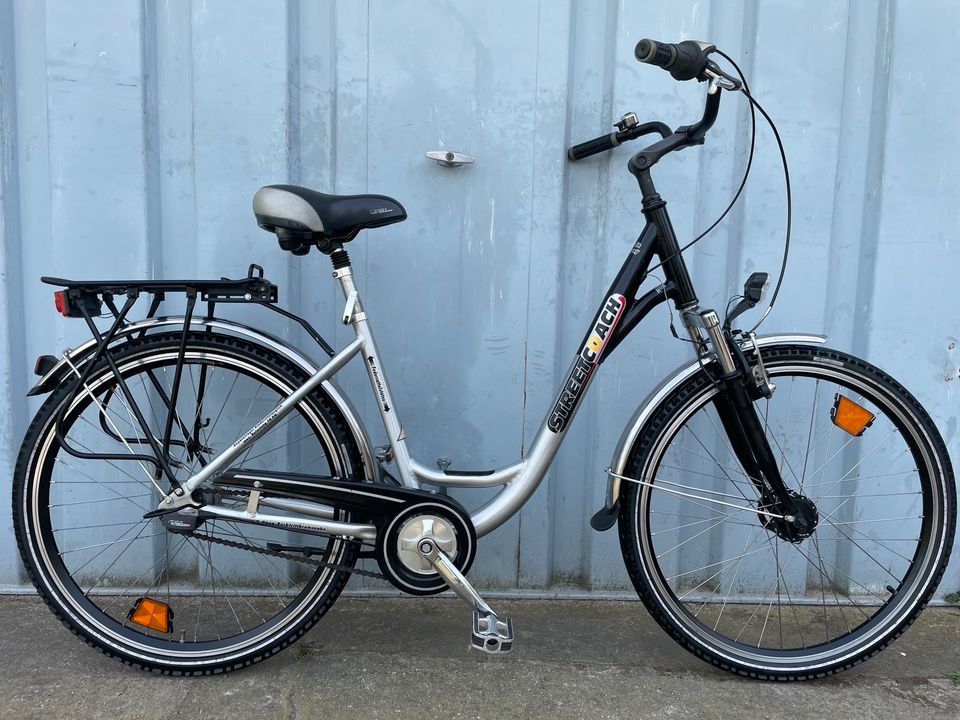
[759,489,818,543]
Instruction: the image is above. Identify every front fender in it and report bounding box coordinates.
[28,316,376,482]
[603,333,828,513]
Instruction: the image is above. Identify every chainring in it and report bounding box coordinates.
[375,502,477,595]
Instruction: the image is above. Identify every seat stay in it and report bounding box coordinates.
[177,335,364,497]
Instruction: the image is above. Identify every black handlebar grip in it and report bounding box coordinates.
[635,39,677,68]
[567,132,620,161]
[635,38,715,82]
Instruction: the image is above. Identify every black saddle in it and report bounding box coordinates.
[253,184,406,254]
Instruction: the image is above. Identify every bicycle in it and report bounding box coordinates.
[12,39,955,681]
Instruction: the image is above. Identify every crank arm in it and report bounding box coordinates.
[418,540,514,654]
[420,540,495,616]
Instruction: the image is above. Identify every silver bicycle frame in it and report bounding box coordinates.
[177,265,570,538]
[165,258,832,543]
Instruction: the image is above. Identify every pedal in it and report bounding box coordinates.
[471,610,514,654]
[416,537,515,655]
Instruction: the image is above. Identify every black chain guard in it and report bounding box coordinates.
[212,469,477,592]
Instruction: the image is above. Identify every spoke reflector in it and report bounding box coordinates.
[831,394,875,436]
[127,597,173,633]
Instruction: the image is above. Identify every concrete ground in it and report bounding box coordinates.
[0,595,958,720]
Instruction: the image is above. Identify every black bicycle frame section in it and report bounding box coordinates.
[544,159,700,435]
[553,85,797,517]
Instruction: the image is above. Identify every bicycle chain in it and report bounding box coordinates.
[178,492,386,580]
[181,529,386,580]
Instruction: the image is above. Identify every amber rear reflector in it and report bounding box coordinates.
[831,394,875,437]
[127,597,173,633]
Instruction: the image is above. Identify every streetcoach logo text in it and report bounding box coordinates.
[547,293,625,433]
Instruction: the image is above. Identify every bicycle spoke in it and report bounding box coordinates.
[638,355,940,662]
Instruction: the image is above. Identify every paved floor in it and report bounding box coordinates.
[1,595,958,720]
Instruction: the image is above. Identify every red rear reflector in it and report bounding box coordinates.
[53,290,69,316]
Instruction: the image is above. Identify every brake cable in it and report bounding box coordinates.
[644,50,793,334]
[731,55,793,333]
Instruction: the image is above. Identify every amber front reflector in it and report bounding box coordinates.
[127,597,172,633]
[831,394,875,437]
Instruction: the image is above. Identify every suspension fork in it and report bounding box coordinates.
[686,310,797,513]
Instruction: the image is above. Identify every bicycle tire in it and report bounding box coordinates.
[617,344,956,680]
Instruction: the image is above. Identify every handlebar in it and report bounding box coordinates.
[567,120,671,161]
[567,132,619,161]
[567,38,739,165]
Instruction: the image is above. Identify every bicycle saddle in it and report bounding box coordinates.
[253,184,406,244]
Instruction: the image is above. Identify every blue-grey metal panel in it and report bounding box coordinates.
[0,0,957,597]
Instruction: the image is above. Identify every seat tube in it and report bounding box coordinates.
[330,249,419,488]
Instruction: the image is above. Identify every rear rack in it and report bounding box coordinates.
[40,264,334,497]
[42,265,278,305]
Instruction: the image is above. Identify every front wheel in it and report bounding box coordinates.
[618,344,955,680]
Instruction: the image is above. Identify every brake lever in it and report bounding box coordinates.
[702,60,741,91]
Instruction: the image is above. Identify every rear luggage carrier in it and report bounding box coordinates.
[32,264,334,495]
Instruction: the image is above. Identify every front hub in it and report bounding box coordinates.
[760,490,819,543]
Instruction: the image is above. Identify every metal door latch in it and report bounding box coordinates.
[426,150,475,168]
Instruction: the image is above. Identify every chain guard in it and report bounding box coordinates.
[208,469,478,592]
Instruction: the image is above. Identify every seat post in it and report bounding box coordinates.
[329,246,358,314]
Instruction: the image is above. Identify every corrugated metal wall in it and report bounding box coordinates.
[1,0,958,596]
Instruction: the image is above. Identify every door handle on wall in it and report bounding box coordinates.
[425,150,475,168]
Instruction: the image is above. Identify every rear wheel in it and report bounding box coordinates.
[14,332,365,675]
[618,344,955,679]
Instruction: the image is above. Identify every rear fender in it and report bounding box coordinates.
[28,316,376,482]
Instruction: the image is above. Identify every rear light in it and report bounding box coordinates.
[51,288,102,318]
[53,290,70,316]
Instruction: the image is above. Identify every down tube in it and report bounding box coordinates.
[470,225,663,535]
